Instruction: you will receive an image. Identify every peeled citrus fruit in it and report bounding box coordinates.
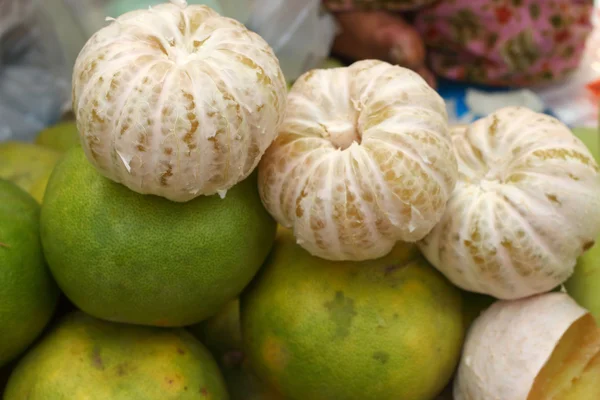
[0,180,59,367]
[72,1,287,202]
[40,146,276,327]
[3,311,228,400]
[454,292,600,400]
[258,59,457,261]
[240,227,464,400]
[420,107,600,299]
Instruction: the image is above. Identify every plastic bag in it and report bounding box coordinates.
[0,0,71,142]
[100,0,337,82]
[223,0,337,82]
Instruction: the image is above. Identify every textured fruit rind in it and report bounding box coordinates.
[240,228,464,400]
[420,107,600,299]
[40,147,276,327]
[72,3,287,202]
[3,311,229,400]
[0,180,59,367]
[259,59,457,261]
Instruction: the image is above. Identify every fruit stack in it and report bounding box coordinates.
[2,1,600,399]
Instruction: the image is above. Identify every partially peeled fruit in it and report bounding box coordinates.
[454,292,600,400]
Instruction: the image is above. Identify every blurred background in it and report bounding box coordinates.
[1,0,600,142]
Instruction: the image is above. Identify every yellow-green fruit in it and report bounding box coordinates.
[565,239,600,324]
[564,127,600,324]
[3,311,229,400]
[0,142,61,203]
[241,228,464,400]
[191,300,286,400]
[34,121,81,153]
[40,147,277,327]
[0,180,59,367]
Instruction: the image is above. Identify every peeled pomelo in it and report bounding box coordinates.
[420,107,600,299]
[259,59,457,261]
[71,1,286,202]
[34,121,81,153]
[3,311,228,400]
[240,227,464,400]
[0,180,59,367]
[0,141,61,203]
[40,146,276,327]
[454,292,600,400]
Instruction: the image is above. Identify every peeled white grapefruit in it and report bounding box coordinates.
[420,107,600,299]
[258,59,457,261]
[72,0,287,202]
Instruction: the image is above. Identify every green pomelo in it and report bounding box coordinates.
[3,311,229,400]
[240,228,464,400]
[40,147,276,327]
[34,121,81,154]
[564,127,600,324]
[0,180,59,367]
[0,142,62,203]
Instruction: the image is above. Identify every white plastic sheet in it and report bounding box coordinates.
[221,0,337,82]
[0,0,70,142]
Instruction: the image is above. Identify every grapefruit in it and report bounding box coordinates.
[0,141,61,203]
[3,311,229,400]
[35,121,81,154]
[0,179,59,367]
[240,228,464,400]
[40,147,276,327]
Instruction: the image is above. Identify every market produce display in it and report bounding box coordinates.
[2,1,600,399]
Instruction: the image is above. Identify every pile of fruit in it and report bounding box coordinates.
[2,1,600,399]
